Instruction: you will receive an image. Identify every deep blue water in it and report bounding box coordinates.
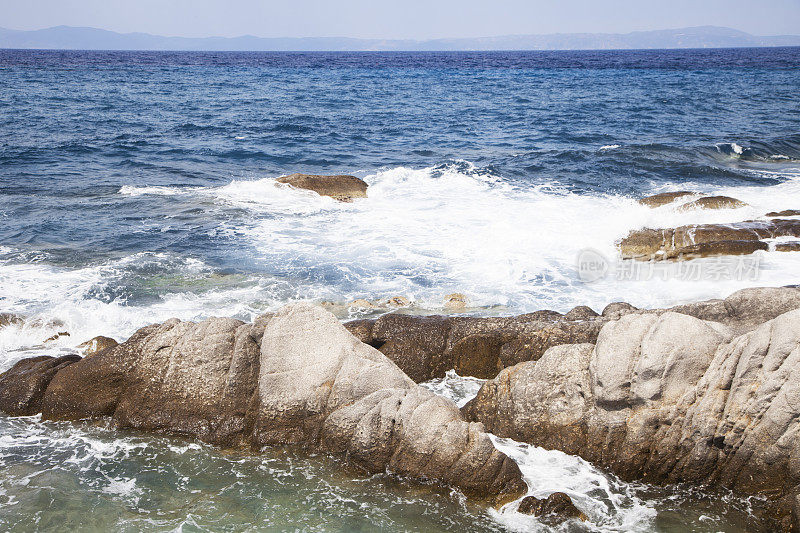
[1,48,799,267]
[1,47,798,533]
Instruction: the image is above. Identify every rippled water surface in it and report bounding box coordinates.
[1,48,798,531]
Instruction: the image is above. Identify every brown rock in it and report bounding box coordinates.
[564,305,599,321]
[380,295,410,308]
[617,228,672,259]
[0,313,24,328]
[767,210,800,217]
[679,195,748,211]
[44,331,70,343]
[0,355,81,416]
[674,239,768,259]
[601,302,638,319]
[449,333,510,379]
[517,493,587,522]
[777,242,800,252]
[276,173,368,202]
[343,318,375,345]
[370,314,452,382]
[638,191,694,208]
[619,219,800,260]
[77,336,119,356]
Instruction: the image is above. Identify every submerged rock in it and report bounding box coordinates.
[518,492,587,522]
[0,304,525,506]
[638,191,694,208]
[276,173,368,201]
[464,308,800,530]
[678,195,748,210]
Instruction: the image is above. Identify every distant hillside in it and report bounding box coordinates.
[1,25,799,51]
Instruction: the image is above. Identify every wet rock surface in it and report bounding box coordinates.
[517,492,587,522]
[638,191,694,207]
[619,219,800,260]
[678,195,748,210]
[0,304,525,506]
[464,298,800,530]
[0,355,81,416]
[767,209,800,217]
[276,173,368,201]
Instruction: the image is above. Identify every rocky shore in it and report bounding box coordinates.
[620,191,800,260]
[3,286,800,529]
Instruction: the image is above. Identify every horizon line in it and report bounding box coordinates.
[3,23,800,41]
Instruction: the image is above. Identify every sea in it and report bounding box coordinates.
[1,47,799,531]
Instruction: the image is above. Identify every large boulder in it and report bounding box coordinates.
[276,173,368,201]
[464,309,800,530]
[254,304,525,503]
[2,304,525,506]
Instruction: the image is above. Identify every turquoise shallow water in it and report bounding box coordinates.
[1,48,798,531]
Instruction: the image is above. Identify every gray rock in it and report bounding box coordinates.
[464,308,800,529]
[13,304,525,506]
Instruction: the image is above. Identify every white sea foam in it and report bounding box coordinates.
[422,371,656,531]
[599,144,620,151]
[6,162,800,370]
[215,163,800,314]
[490,437,656,532]
[118,185,193,196]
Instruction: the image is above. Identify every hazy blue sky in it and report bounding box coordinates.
[2,0,800,39]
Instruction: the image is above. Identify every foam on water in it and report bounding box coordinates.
[421,369,764,532]
[215,162,800,313]
[4,161,800,370]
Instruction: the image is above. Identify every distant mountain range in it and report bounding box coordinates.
[1,25,799,51]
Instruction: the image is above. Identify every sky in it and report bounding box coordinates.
[2,0,800,39]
